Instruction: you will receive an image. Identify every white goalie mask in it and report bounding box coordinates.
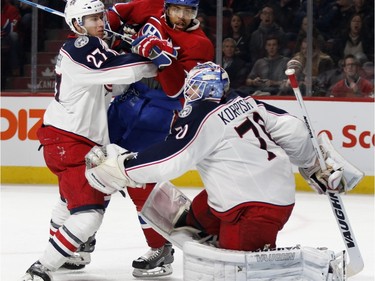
[184,62,230,104]
[64,0,105,35]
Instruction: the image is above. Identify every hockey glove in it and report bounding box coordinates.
[299,133,365,194]
[299,158,345,194]
[85,144,143,194]
[131,35,178,68]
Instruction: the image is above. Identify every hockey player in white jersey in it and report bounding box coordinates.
[85,61,349,255]
[20,1,157,280]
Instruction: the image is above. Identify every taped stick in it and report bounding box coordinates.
[17,0,134,44]
[285,68,364,277]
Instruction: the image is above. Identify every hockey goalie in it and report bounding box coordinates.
[85,62,364,280]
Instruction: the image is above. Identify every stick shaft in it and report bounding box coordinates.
[285,70,326,170]
[17,0,134,44]
[18,0,64,17]
[285,69,364,277]
[327,192,364,276]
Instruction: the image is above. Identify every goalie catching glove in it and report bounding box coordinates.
[131,35,178,68]
[299,133,364,194]
[299,158,345,194]
[85,144,143,194]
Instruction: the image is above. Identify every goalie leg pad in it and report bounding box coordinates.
[140,182,206,249]
[141,181,191,234]
[183,242,345,281]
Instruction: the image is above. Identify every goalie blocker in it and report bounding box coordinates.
[140,183,346,281]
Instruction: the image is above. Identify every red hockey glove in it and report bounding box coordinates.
[131,35,178,68]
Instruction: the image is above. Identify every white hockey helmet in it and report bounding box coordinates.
[64,0,105,35]
[184,62,230,104]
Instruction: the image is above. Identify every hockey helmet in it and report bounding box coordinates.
[64,0,105,35]
[184,62,230,104]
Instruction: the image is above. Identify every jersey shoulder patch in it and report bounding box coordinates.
[178,104,192,118]
[74,36,90,48]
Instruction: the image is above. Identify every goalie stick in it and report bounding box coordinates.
[17,0,134,44]
[285,68,364,277]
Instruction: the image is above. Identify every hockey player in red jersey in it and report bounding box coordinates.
[108,0,214,96]
[20,1,157,280]
[105,0,214,277]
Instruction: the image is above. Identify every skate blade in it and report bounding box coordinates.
[132,264,173,278]
[59,263,86,270]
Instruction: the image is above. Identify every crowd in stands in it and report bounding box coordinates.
[1,0,65,89]
[1,0,374,97]
[199,0,374,97]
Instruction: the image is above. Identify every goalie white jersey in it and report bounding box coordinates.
[126,94,317,212]
[43,35,157,145]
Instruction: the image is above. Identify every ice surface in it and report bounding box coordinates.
[1,185,374,280]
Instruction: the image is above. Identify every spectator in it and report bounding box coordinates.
[222,0,253,16]
[248,5,287,66]
[294,16,325,55]
[354,0,374,42]
[353,0,366,15]
[197,13,215,46]
[361,61,374,83]
[296,0,339,40]
[269,0,300,40]
[221,37,248,89]
[241,35,289,96]
[1,0,21,85]
[334,14,374,64]
[334,0,356,37]
[291,36,335,96]
[329,54,373,97]
[223,13,250,62]
[292,36,334,79]
[315,59,345,95]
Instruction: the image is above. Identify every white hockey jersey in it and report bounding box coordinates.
[43,35,157,145]
[126,95,317,213]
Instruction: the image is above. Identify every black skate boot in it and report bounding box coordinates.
[60,235,96,270]
[21,261,52,281]
[132,242,175,278]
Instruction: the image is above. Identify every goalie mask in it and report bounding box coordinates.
[65,0,105,35]
[184,62,230,104]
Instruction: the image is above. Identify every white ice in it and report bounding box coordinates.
[1,185,374,281]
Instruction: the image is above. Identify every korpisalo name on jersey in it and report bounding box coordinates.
[218,98,254,125]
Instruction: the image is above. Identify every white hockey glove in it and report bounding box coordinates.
[299,158,345,194]
[299,133,364,194]
[131,35,178,68]
[85,144,143,195]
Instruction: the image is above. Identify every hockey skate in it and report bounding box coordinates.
[21,261,52,281]
[132,242,175,278]
[60,235,96,270]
